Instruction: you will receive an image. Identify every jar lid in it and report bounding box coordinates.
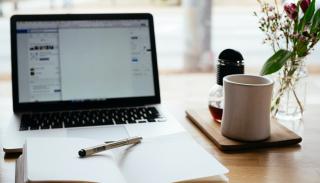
[218,49,244,62]
[217,49,244,85]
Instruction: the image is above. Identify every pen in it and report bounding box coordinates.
[78,136,143,157]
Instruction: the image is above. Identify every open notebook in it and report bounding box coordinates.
[16,132,228,183]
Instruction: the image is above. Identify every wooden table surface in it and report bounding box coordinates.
[1,73,320,183]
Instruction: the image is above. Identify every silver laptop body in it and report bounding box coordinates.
[3,14,184,153]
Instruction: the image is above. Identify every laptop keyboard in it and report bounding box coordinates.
[20,106,166,131]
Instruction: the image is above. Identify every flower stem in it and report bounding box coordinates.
[289,81,304,113]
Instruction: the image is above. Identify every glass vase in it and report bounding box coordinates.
[271,58,308,121]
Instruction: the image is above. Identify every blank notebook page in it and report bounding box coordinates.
[113,132,228,183]
[25,138,126,183]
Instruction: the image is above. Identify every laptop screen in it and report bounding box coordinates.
[15,19,155,103]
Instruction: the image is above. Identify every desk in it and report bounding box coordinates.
[1,73,320,182]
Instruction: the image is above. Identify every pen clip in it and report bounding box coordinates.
[104,141,115,144]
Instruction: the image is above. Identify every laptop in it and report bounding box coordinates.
[3,13,185,153]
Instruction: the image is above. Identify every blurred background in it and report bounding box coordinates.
[0,0,319,78]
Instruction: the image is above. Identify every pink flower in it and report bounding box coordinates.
[300,0,311,13]
[269,6,275,11]
[284,3,298,20]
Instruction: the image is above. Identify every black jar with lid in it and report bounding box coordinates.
[208,49,244,123]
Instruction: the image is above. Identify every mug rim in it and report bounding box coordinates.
[223,74,274,87]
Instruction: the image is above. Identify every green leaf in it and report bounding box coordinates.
[260,49,292,75]
[304,0,316,22]
[311,9,320,33]
[298,0,316,32]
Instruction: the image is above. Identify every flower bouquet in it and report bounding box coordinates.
[255,0,320,120]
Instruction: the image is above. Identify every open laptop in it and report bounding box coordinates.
[3,13,184,153]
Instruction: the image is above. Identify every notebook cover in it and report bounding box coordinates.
[15,156,23,183]
[186,108,302,151]
[18,134,228,183]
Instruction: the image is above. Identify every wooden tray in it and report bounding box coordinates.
[186,108,302,151]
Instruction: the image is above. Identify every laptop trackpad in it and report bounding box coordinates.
[66,126,129,141]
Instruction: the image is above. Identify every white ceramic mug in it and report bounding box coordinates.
[221,74,274,141]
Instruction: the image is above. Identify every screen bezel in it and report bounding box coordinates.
[11,13,161,113]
